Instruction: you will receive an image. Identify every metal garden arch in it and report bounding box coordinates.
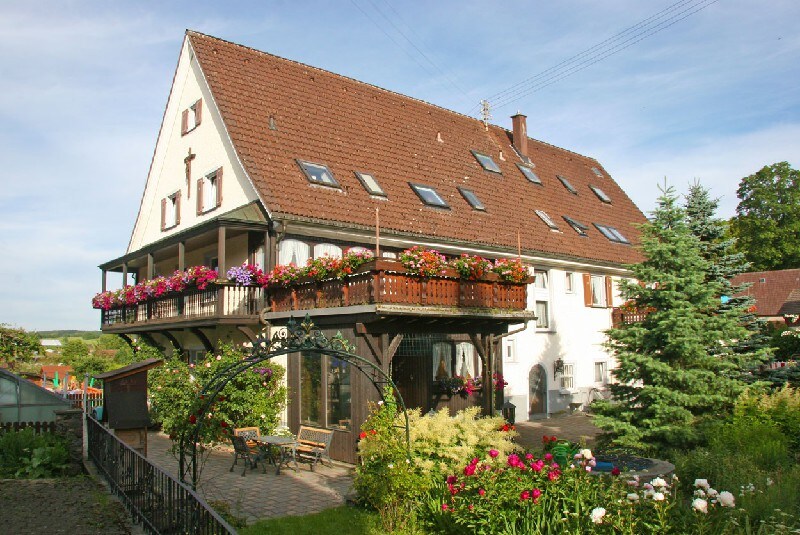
[179,315,410,488]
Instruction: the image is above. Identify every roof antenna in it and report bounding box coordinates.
[480,100,491,130]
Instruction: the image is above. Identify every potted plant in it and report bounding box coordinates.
[399,246,447,277]
[449,254,493,280]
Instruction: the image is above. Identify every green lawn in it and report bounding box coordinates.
[241,506,388,535]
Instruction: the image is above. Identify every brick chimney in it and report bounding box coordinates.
[511,112,528,159]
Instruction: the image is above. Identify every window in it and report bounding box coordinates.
[533,269,552,330]
[591,167,604,178]
[534,269,548,289]
[197,168,222,214]
[590,185,612,204]
[594,361,608,384]
[535,301,549,329]
[582,273,613,308]
[314,243,342,259]
[556,175,577,194]
[278,239,310,265]
[181,99,202,135]
[563,216,588,237]
[517,164,542,185]
[300,354,321,426]
[432,342,452,380]
[503,339,517,363]
[455,342,479,378]
[471,150,502,173]
[297,160,340,188]
[565,272,574,293]
[458,187,486,210]
[161,191,180,231]
[409,183,449,208]
[355,171,386,197]
[560,363,575,390]
[535,210,559,231]
[327,356,351,430]
[594,223,630,244]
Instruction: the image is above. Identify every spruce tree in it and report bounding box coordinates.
[593,187,749,454]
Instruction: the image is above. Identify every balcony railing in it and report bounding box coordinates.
[611,307,650,328]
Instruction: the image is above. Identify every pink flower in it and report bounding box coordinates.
[478,488,486,496]
[470,457,479,466]
[441,504,449,511]
[544,453,553,461]
[488,449,499,458]
[507,454,520,467]
[520,490,530,501]
[525,453,534,460]
[531,488,542,502]
[464,464,476,476]
[446,475,458,485]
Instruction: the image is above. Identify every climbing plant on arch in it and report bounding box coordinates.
[179,315,411,488]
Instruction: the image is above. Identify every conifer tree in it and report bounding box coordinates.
[593,187,751,453]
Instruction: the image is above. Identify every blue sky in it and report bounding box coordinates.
[1,0,798,331]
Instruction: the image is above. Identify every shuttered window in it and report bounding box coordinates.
[181,99,202,136]
[583,273,613,308]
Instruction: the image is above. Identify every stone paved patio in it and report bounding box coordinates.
[514,412,601,449]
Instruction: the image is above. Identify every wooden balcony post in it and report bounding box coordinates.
[147,253,154,280]
[178,241,185,271]
[217,227,227,274]
[122,263,128,287]
[101,269,107,292]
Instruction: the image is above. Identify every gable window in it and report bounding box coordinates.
[517,164,542,185]
[297,160,340,188]
[161,191,181,231]
[471,150,502,174]
[563,216,588,237]
[560,362,575,390]
[535,210,559,231]
[591,167,604,178]
[355,171,386,197]
[556,175,577,194]
[590,185,612,204]
[409,183,449,208]
[181,99,202,135]
[594,223,630,244]
[458,187,486,211]
[197,168,223,214]
[582,273,613,308]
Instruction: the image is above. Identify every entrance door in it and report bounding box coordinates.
[529,365,547,417]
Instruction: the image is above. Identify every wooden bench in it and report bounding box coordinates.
[295,426,334,471]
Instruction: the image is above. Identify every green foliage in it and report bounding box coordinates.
[594,187,753,454]
[0,429,71,478]
[61,338,89,363]
[730,162,800,271]
[733,386,800,450]
[241,505,394,535]
[148,343,286,445]
[0,324,41,370]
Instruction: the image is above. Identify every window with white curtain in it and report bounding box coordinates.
[454,342,479,378]
[314,243,342,259]
[278,239,310,266]
[432,342,452,380]
[533,268,553,331]
[561,363,575,389]
[347,246,370,255]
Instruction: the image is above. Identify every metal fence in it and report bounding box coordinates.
[86,416,235,534]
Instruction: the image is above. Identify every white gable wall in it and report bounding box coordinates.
[128,37,261,254]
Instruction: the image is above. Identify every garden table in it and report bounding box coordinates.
[257,435,299,475]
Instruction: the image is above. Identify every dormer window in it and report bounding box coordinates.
[197,168,223,214]
[181,99,202,135]
[297,160,340,188]
[557,175,577,194]
[458,187,486,211]
[594,223,630,244]
[410,183,449,208]
[591,167,604,178]
[517,164,542,185]
[590,185,612,204]
[563,216,588,236]
[355,171,386,197]
[471,151,502,174]
[161,191,181,231]
[535,209,559,231]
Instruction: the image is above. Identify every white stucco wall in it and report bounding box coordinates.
[128,37,260,253]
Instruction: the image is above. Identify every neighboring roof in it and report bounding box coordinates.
[186,31,647,266]
[94,358,163,381]
[40,365,72,376]
[40,339,62,347]
[731,269,800,316]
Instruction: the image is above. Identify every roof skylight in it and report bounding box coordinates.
[297,160,340,188]
[557,175,577,194]
[409,183,449,208]
[517,164,542,185]
[355,171,386,197]
[535,210,559,231]
[458,187,486,211]
[591,167,604,178]
[594,223,630,244]
[471,151,502,174]
[590,185,612,203]
[563,216,588,236]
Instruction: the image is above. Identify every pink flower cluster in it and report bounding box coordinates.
[491,258,528,283]
[399,246,447,277]
[91,265,219,310]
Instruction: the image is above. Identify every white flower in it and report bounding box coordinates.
[643,489,655,499]
[695,479,710,490]
[766,477,774,486]
[627,493,640,502]
[650,477,668,489]
[718,491,735,508]
[692,498,709,514]
[652,492,665,501]
[694,489,707,498]
[590,507,606,524]
[707,488,719,498]
[387,463,394,469]
[377,400,384,406]
[580,448,594,460]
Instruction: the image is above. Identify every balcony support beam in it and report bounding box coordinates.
[147,253,154,280]
[101,270,107,292]
[122,263,128,287]
[217,227,226,274]
[178,241,185,272]
[190,327,214,353]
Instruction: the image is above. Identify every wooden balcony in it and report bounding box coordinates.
[611,307,649,328]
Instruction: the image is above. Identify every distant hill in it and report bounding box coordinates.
[35,330,103,340]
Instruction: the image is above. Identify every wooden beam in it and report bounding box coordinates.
[122,263,128,287]
[160,331,183,356]
[178,241,185,271]
[237,325,257,344]
[101,270,107,292]
[217,227,227,274]
[147,253,154,280]
[385,333,404,366]
[190,327,214,353]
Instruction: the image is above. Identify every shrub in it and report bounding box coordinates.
[0,429,71,478]
[733,386,800,450]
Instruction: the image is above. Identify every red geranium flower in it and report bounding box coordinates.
[189,415,197,424]
[359,431,367,440]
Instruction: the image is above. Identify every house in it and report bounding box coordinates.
[731,269,800,326]
[96,31,647,462]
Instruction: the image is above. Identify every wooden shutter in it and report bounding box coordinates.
[582,273,592,307]
[195,99,202,126]
[215,167,223,207]
[181,109,189,135]
[160,198,166,231]
[175,191,181,225]
[605,276,614,308]
[196,178,203,215]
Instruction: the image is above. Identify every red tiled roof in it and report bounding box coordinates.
[188,31,647,266]
[731,269,800,316]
